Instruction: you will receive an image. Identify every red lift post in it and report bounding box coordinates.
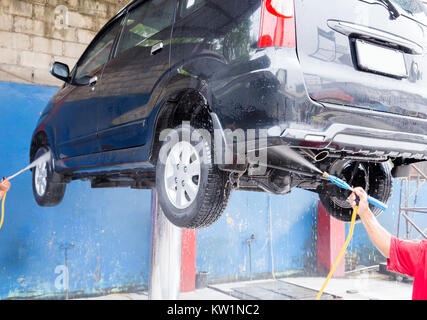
[317,201,345,277]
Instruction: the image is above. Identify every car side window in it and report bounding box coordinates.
[116,0,176,55]
[74,17,124,81]
[180,0,206,17]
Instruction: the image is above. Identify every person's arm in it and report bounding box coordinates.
[349,187,392,258]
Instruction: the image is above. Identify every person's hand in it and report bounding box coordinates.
[0,179,10,193]
[349,187,371,219]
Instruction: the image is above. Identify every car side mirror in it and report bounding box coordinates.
[50,62,71,83]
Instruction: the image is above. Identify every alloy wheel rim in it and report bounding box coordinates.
[35,160,48,197]
[164,141,201,209]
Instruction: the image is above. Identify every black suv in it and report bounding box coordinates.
[31,0,427,228]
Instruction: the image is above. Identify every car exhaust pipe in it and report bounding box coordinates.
[300,149,329,162]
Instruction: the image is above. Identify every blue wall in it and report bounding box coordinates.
[196,190,319,282]
[1,81,426,298]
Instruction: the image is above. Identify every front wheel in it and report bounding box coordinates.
[156,125,232,229]
[32,146,66,207]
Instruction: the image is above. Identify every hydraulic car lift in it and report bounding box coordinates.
[149,190,182,300]
[148,189,198,300]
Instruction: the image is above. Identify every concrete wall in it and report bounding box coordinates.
[0,0,131,87]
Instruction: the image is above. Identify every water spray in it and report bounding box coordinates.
[1,151,52,231]
[5,151,51,182]
[277,146,388,211]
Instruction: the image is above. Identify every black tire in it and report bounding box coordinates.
[318,160,393,222]
[156,125,232,229]
[32,146,66,207]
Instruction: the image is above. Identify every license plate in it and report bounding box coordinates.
[355,39,407,78]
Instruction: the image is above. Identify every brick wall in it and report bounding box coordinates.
[0,0,131,87]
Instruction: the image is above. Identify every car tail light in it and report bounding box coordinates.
[258,0,296,48]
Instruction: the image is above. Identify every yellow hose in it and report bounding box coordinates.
[0,191,6,231]
[315,205,358,300]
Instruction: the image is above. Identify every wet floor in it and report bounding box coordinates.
[216,280,338,300]
[78,265,413,300]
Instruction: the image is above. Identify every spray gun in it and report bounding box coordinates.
[322,172,388,211]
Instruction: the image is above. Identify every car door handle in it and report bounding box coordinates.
[151,42,164,55]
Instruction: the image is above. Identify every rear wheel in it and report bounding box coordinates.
[318,160,393,222]
[32,146,66,207]
[156,125,231,229]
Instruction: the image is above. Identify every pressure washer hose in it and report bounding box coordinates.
[315,205,358,300]
[0,191,6,231]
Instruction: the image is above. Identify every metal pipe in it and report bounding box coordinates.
[400,211,427,239]
[267,195,276,280]
[60,242,74,300]
[246,234,256,280]
[149,190,182,300]
[300,148,330,162]
[399,208,427,213]
[300,149,316,161]
[412,164,427,180]
[315,151,330,162]
[258,162,319,178]
[397,179,403,239]
[405,178,410,239]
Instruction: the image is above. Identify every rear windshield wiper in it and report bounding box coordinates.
[378,0,401,19]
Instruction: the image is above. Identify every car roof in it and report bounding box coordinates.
[116,0,139,16]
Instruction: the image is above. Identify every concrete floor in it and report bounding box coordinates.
[79,267,413,300]
[77,288,236,300]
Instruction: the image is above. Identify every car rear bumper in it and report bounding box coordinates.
[281,102,427,160]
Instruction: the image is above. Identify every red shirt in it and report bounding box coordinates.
[387,236,427,300]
